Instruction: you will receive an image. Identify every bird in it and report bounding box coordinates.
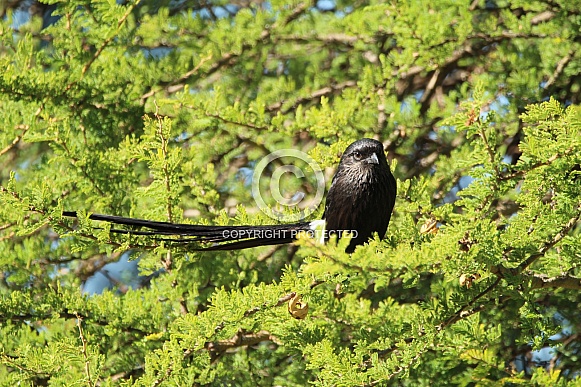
[62,138,397,253]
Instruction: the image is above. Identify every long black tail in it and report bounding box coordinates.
[62,211,311,251]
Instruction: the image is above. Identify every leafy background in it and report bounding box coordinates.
[1,0,580,385]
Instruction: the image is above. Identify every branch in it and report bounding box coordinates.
[2,309,151,337]
[499,146,575,181]
[517,209,581,273]
[0,125,29,157]
[140,2,310,103]
[437,277,503,331]
[56,140,106,196]
[227,292,297,323]
[0,354,50,380]
[531,273,581,289]
[543,50,573,90]
[276,33,362,46]
[65,0,141,91]
[438,207,581,331]
[205,329,276,361]
[139,53,213,101]
[0,106,41,157]
[418,69,440,105]
[393,30,552,105]
[301,238,395,273]
[202,111,269,132]
[180,293,296,364]
[76,314,93,386]
[266,80,357,113]
[531,10,555,25]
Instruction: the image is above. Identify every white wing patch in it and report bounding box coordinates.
[309,219,327,245]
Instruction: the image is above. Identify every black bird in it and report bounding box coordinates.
[63,139,396,253]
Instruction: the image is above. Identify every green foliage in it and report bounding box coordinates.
[1,0,581,385]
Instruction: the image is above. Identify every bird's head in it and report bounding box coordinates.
[339,138,388,175]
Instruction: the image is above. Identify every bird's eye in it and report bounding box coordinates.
[353,151,363,161]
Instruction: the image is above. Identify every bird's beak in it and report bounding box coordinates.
[366,153,379,165]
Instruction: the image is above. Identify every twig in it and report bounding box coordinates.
[181,292,296,364]
[0,354,49,378]
[0,125,29,157]
[418,69,440,105]
[437,277,502,331]
[544,51,573,90]
[65,0,141,92]
[499,146,574,181]
[0,106,41,157]
[76,314,93,386]
[516,209,581,273]
[531,11,555,25]
[81,1,139,76]
[530,273,581,290]
[153,106,189,314]
[57,140,106,196]
[266,81,357,113]
[368,343,429,385]
[203,111,269,131]
[139,53,213,101]
[205,329,275,361]
[143,2,309,106]
[301,238,395,274]
[479,122,500,176]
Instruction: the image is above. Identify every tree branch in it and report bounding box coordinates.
[517,210,581,273]
[266,80,357,114]
[499,146,575,181]
[140,2,311,103]
[76,314,93,386]
[530,273,581,289]
[544,50,574,90]
[205,329,276,361]
[65,0,140,91]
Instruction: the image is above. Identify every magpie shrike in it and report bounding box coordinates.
[63,138,396,253]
